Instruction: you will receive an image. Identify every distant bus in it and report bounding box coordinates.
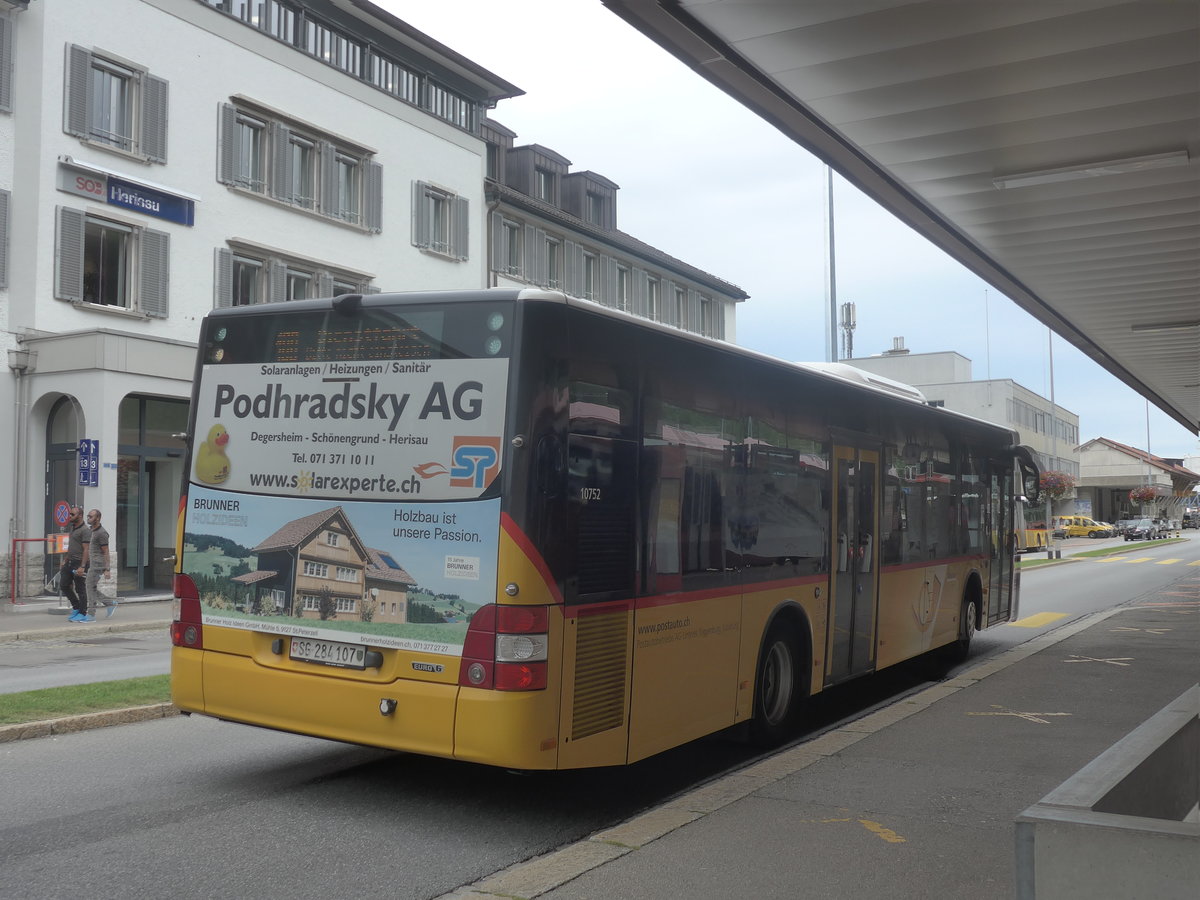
[171,289,1040,769]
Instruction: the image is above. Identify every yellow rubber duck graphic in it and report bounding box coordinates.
[195,424,231,484]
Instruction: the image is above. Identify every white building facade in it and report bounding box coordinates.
[1,0,519,596]
[846,348,1080,480]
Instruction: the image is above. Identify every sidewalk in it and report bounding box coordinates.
[442,581,1200,900]
[0,594,173,644]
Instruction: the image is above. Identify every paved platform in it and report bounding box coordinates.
[442,579,1200,900]
[0,595,173,643]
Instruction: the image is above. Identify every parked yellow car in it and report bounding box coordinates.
[1053,515,1113,538]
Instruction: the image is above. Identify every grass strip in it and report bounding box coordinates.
[0,675,170,725]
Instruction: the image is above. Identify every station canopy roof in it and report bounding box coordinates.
[605,1,1200,434]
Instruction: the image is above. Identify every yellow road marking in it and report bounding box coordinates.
[859,820,906,843]
[968,705,1071,724]
[1117,557,1154,563]
[1097,556,1128,562]
[1156,559,1183,565]
[1188,561,1200,567]
[1009,612,1068,628]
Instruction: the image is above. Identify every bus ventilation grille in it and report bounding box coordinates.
[570,611,629,741]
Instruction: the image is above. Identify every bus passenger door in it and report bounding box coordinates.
[986,461,1016,624]
[827,445,880,684]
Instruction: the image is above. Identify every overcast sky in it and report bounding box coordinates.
[384,0,1199,462]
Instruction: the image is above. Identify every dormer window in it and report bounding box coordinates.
[535,167,556,203]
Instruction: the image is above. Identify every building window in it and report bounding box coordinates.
[286,267,312,301]
[201,1,481,133]
[325,532,340,546]
[289,135,317,209]
[231,255,262,307]
[231,113,266,192]
[535,168,555,203]
[582,252,598,300]
[55,207,169,317]
[699,297,714,336]
[65,46,168,163]
[502,220,523,275]
[412,182,469,260]
[545,237,562,289]
[616,265,630,312]
[215,246,373,307]
[672,287,686,328]
[370,55,420,104]
[647,277,661,320]
[335,597,357,613]
[305,19,362,77]
[301,595,320,612]
[218,104,382,232]
[303,561,328,578]
[335,566,357,582]
[585,192,604,226]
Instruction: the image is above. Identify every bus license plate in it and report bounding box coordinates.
[289,637,367,670]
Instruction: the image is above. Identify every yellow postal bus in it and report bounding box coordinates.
[171,289,1039,769]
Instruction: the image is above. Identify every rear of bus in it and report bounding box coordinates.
[171,290,563,769]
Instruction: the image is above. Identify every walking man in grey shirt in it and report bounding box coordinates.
[83,509,116,620]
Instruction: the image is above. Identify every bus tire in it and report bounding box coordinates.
[750,619,807,747]
[946,590,979,665]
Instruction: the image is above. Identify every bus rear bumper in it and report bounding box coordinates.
[174,648,458,759]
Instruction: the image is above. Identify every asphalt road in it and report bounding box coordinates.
[2,534,1196,899]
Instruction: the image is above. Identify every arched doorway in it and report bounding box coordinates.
[117,395,188,593]
[44,397,85,582]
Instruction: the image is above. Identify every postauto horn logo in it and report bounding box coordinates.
[449,436,502,489]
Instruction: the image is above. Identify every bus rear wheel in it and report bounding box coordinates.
[750,620,806,747]
[946,592,978,664]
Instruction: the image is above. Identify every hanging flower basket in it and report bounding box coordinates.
[1128,485,1157,503]
[1039,470,1075,500]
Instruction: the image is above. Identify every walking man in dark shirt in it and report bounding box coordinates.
[60,506,90,622]
[84,509,116,619]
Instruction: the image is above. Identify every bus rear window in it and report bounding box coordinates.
[201,304,512,365]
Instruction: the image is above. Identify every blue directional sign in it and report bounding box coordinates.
[77,439,99,487]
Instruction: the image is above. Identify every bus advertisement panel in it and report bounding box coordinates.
[179,305,509,661]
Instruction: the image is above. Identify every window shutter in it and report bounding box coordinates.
[319,140,338,216]
[563,240,578,295]
[139,74,168,163]
[214,248,233,307]
[365,160,383,232]
[452,195,469,260]
[217,104,237,184]
[270,121,292,200]
[317,272,334,297]
[268,260,287,303]
[688,289,700,333]
[525,224,539,283]
[599,255,614,306]
[411,181,430,249]
[55,206,85,302]
[64,45,92,139]
[138,228,170,318]
[632,269,646,317]
[0,189,9,289]
[0,17,13,114]
[489,212,503,275]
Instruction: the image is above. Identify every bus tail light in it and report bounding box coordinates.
[458,604,548,691]
[171,573,204,650]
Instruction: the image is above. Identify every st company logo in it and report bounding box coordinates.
[449,436,502,489]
